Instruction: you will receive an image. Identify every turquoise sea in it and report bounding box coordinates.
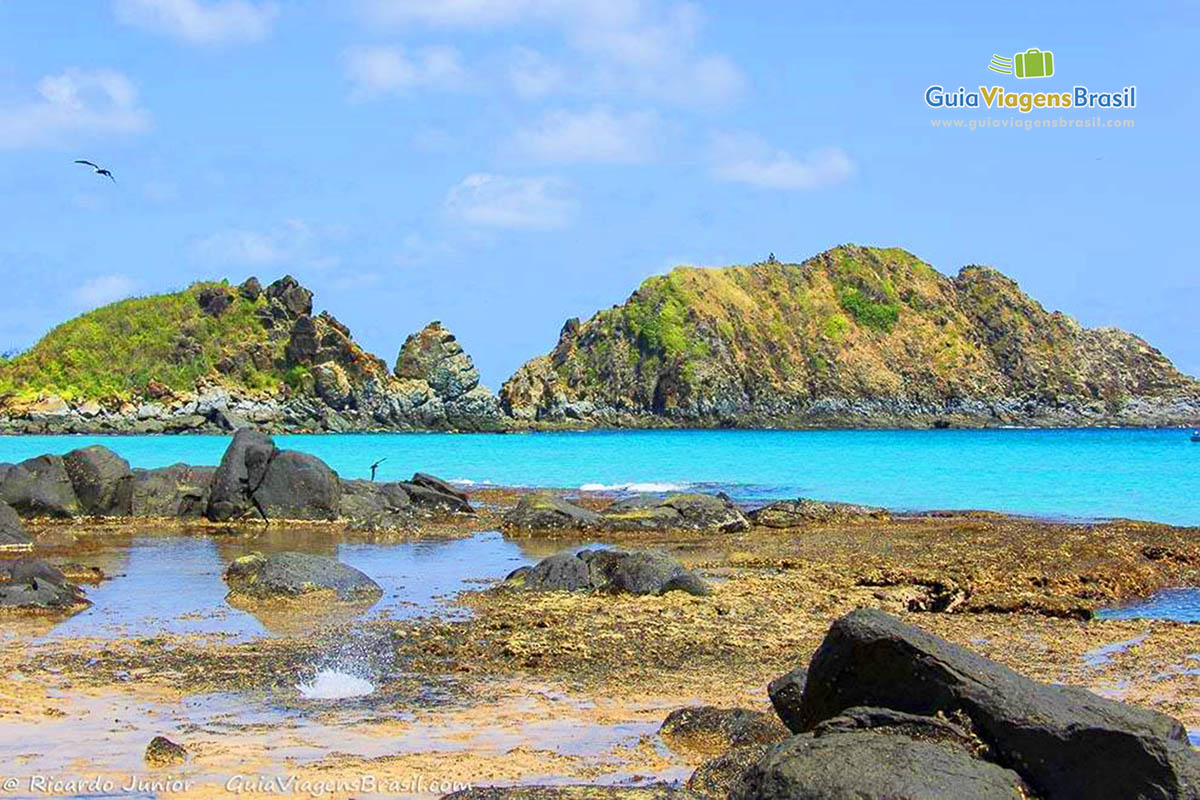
[1,428,1197,526]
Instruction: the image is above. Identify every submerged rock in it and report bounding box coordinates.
[144,735,187,767]
[63,445,133,516]
[0,559,88,611]
[0,501,31,550]
[505,548,710,597]
[0,455,80,518]
[794,608,1200,799]
[660,706,788,756]
[224,552,382,603]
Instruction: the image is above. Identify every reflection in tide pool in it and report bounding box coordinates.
[1098,588,1200,623]
[43,531,533,641]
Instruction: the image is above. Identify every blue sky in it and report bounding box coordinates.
[1,1,1197,388]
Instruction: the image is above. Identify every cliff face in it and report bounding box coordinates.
[0,277,506,433]
[500,245,1200,427]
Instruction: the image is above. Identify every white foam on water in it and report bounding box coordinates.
[579,482,690,493]
[296,669,375,700]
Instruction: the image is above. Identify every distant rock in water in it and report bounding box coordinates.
[0,277,506,434]
[501,244,1200,428]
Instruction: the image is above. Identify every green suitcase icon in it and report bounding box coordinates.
[1014,48,1054,78]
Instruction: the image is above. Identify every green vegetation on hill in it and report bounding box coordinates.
[0,281,280,404]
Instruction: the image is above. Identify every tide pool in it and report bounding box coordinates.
[1,428,1197,525]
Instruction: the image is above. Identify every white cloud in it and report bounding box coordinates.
[192,219,339,267]
[72,274,139,308]
[357,0,744,108]
[344,45,470,98]
[509,106,661,164]
[710,133,855,190]
[445,173,575,230]
[114,0,278,45]
[0,68,151,150]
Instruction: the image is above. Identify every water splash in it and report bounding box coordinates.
[297,669,375,700]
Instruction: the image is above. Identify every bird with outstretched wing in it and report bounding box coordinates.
[75,159,115,182]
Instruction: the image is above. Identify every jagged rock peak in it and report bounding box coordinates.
[394,321,481,400]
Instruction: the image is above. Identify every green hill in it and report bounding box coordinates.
[500,245,1200,427]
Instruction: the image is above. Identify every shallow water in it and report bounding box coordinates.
[24,531,533,641]
[1098,588,1200,623]
[2,428,1198,524]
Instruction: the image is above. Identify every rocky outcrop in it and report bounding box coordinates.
[0,278,506,434]
[224,552,382,603]
[501,245,1200,428]
[750,497,889,527]
[503,494,603,530]
[505,548,710,597]
[0,501,31,550]
[0,559,88,611]
[770,609,1200,799]
[131,464,215,517]
[0,455,80,518]
[63,446,133,516]
[253,451,342,521]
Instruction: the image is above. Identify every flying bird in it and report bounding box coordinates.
[74,160,115,182]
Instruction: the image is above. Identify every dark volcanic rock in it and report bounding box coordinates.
[63,445,133,516]
[0,455,81,518]
[239,276,263,301]
[503,494,603,530]
[224,552,382,602]
[207,429,277,521]
[767,666,808,733]
[811,706,978,751]
[410,472,469,503]
[732,730,1027,800]
[131,464,214,518]
[507,548,710,597]
[601,493,749,533]
[338,479,412,524]
[253,450,341,521]
[0,559,88,611]
[196,286,233,317]
[750,498,888,527]
[144,735,187,766]
[0,501,31,549]
[687,745,769,800]
[399,479,473,514]
[266,275,313,318]
[660,706,788,755]
[796,608,1200,799]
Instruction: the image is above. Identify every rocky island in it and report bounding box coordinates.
[2,245,1197,432]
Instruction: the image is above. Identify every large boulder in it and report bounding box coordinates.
[338,479,411,523]
[505,548,710,597]
[503,494,603,530]
[253,450,341,521]
[601,493,749,533]
[794,609,1200,799]
[0,559,88,611]
[731,730,1028,800]
[0,455,80,518]
[399,477,473,514]
[0,501,31,550]
[224,552,381,603]
[131,464,215,518]
[207,429,277,521]
[63,445,133,516]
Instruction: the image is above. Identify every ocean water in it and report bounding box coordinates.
[1,428,1197,525]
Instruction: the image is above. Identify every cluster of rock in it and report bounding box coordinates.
[0,430,472,531]
[504,548,710,597]
[503,492,749,533]
[451,610,1200,800]
[748,497,889,527]
[0,559,87,611]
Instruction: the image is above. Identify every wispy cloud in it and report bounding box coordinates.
[509,106,662,164]
[709,133,855,190]
[444,173,575,230]
[72,274,139,307]
[191,219,340,268]
[344,45,470,98]
[114,0,278,45]
[0,68,151,150]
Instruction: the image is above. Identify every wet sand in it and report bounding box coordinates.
[2,489,1200,797]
